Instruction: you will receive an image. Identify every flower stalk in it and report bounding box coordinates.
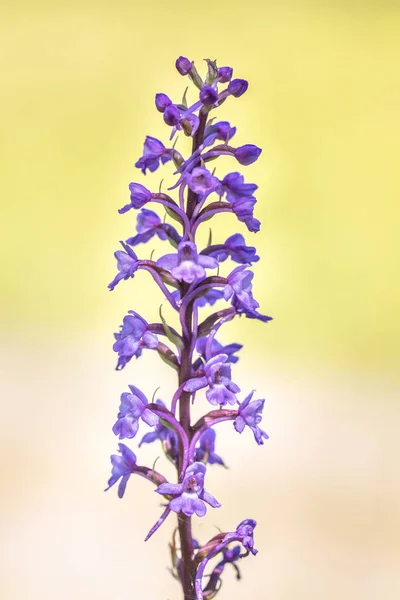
[105,56,272,599]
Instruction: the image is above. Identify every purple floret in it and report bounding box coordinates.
[203,233,259,264]
[184,354,240,406]
[112,384,158,440]
[155,462,221,517]
[196,337,242,364]
[228,79,248,97]
[235,144,262,166]
[157,240,217,284]
[200,86,218,106]
[194,429,225,466]
[221,172,258,201]
[118,183,152,214]
[184,167,219,196]
[108,242,139,291]
[105,443,137,498]
[113,310,158,370]
[234,390,268,445]
[135,136,173,174]
[224,265,259,312]
[126,208,181,247]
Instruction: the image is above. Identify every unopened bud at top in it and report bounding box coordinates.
[235,144,262,166]
[155,93,172,113]
[175,56,192,76]
[218,66,233,83]
[199,86,218,106]
[228,78,248,98]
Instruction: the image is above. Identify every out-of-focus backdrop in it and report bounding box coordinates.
[1,1,399,598]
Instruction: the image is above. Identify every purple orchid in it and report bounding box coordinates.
[135,136,173,174]
[157,240,217,284]
[201,233,259,264]
[203,121,236,146]
[112,384,158,440]
[194,429,225,466]
[126,208,181,247]
[183,354,240,406]
[223,519,258,555]
[106,57,273,600]
[184,167,219,196]
[105,443,137,498]
[230,196,261,232]
[224,265,259,312]
[196,337,242,364]
[221,172,258,202]
[113,310,158,370]
[155,462,221,517]
[119,183,152,214]
[234,391,269,445]
[108,242,139,291]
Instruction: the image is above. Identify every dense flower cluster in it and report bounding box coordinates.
[106,56,272,600]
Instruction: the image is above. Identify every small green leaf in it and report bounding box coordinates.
[181,86,189,108]
[159,305,184,349]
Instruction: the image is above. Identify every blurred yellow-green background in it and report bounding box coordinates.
[1,1,399,599]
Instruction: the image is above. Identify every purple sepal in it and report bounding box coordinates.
[224,519,258,555]
[126,209,181,247]
[221,172,258,201]
[195,288,224,307]
[196,337,242,364]
[234,391,268,445]
[194,429,225,466]
[204,233,259,264]
[118,183,152,214]
[105,443,137,498]
[108,242,139,291]
[203,121,236,146]
[155,462,221,517]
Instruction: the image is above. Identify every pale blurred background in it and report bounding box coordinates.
[1,1,399,598]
